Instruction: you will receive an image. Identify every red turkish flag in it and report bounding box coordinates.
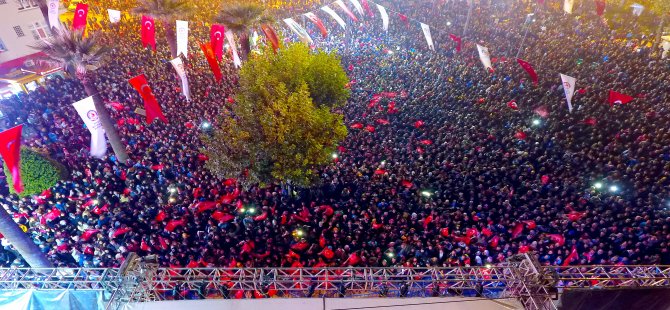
[210,24,225,60]
[129,74,167,123]
[516,58,538,85]
[608,90,633,106]
[595,0,606,16]
[361,0,374,17]
[261,24,280,53]
[547,234,565,246]
[141,16,156,51]
[562,246,579,266]
[304,13,328,38]
[398,13,409,28]
[72,3,89,31]
[582,117,597,126]
[0,125,24,193]
[507,100,519,110]
[512,223,524,238]
[514,131,527,140]
[414,120,425,128]
[449,34,462,52]
[200,42,223,82]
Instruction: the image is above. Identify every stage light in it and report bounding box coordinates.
[485,264,492,268]
[609,185,619,193]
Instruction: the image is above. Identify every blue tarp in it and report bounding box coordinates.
[0,290,106,310]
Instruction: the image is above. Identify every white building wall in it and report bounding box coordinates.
[0,0,51,63]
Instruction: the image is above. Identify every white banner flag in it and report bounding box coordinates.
[225,30,242,68]
[72,97,106,158]
[420,23,434,51]
[321,6,346,30]
[283,18,314,45]
[560,74,576,112]
[476,44,493,71]
[349,0,364,16]
[170,57,191,101]
[563,0,574,14]
[631,3,644,16]
[47,0,60,29]
[376,4,389,32]
[176,20,188,57]
[107,9,121,24]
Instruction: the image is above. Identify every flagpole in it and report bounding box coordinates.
[462,1,473,37]
[515,12,534,59]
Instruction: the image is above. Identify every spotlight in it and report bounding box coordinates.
[169,187,177,194]
[169,197,176,203]
[386,252,395,258]
[295,229,304,237]
[332,153,338,159]
[447,21,452,26]
[485,264,492,268]
[381,160,386,166]
[93,199,99,205]
[201,121,211,129]
[248,207,256,214]
[421,191,432,198]
[593,182,603,190]
[532,119,541,126]
[240,207,246,213]
[609,185,619,193]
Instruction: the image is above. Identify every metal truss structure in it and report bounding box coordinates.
[1,260,669,310]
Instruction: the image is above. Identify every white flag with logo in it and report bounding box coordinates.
[563,0,574,14]
[321,6,346,30]
[225,30,242,68]
[283,18,314,44]
[47,0,60,29]
[170,57,191,101]
[349,0,364,16]
[376,4,389,32]
[72,96,106,158]
[476,44,493,71]
[176,20,188,57]
[107,9,121,24]
[420,23,434,51]
[560,74,576,112]
[631,3,644,16]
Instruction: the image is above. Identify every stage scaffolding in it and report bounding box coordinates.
[0,256,669,310]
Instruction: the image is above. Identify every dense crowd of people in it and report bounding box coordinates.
[0,0,669,271]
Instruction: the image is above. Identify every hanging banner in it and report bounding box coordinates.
[321,6,346,30]
[170,57,191,101]
[476,44,493,71]
[560,74,576,112]
[304,12,328,38]
[129,74,167,123]
[72,3,88,31]
[200,42,223,82]
[349,0,364,16]
[107,9,121,23]
[261,24,280,53]
[141,15,156,50]
[283,18,314,44]
[47,0,60,29]
[225,31,242,68]
[334,0,358,22]
[631,3,644,16]
[72,97,107,158]
[210,24,225,60]
[376,4,389,32]
[420,23,434,51]
[564,0,574,14]
[176,20,188,57]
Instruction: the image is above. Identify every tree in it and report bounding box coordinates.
[33,27,129,164]
[217,3,272,60]
[4,148,67,197]
[133,0,194,58]
[203,43,349,188]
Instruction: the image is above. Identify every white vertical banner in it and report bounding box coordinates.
[349,0,364,16]
[321,6,346,30]
[376,4,389,32]
[225,30,242,68]
[631,3,644,16]
[560,74,576,112]
[283,18,314,45]
[175,20,188,57]
[47,0,60,29]
[563,0,574,14]
[476,44,493,71]
[170,57,191,101]
[72,97,107,158]
[107,9,121,23]
[420,23,434,51]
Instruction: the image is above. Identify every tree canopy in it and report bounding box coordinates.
[203,43,349,187]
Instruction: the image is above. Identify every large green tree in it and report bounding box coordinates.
[203,43,349,187]
[133,0,194,58]
[216,3,272,60]
[33,27,129,164]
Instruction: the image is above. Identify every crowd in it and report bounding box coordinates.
[0,0,669,271]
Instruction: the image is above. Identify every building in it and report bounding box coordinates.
[0,0,61,99]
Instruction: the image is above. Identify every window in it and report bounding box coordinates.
[0,0,7,5]
[29,22,50,40]
[17,0,38,10]
[13,26,25,37]
[0,38,6,52]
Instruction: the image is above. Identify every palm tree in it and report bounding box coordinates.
[217,3,272,60]
[0,206,53,268]
[133,0,194,58]
[33,27,129,164]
